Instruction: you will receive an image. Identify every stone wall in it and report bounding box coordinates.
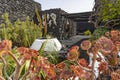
[0,0,41,24]
[66,12,95,34]
[41,9,76,39]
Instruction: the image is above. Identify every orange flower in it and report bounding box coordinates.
[98,36,114,54]
[0,40,12,56]
[90,46,99,54]
[115,41,120,51]
[81,40,91,50]
[108,56,118,66]
[59,70,73,79]
[36,76,40,80]
[105,31,110,37]
[0,40,12,51]
[67,49,79,61]
[70,65,83,77]
[69,46,79,51]
[46,68,56,79]
[18,47,38,60]
[110,30,119,42]
[56,62,65,72]
[111,72,120,80]
[18,47,31,60]
[38,56,50,69]
[18,47,29,55]
[28,49,39,58]
[98,62,108,72]
[79,71,92,80]
[78,58,88,67]
[116,69,120,74]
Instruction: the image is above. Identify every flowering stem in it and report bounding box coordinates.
[77,60,92,72]
[13,65,21,80]
[91,54,96,80]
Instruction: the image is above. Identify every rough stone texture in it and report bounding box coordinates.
[41,9,76,39]
[65,12,95,34]
[0,0,41,24]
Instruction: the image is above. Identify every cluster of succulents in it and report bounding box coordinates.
[0,30,120,80]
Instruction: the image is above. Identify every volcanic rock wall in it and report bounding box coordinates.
[0,0,41,24]
[41,9,76,39]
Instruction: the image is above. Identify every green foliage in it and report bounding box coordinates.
[90,27,109,41]
[92,0,120,29]
[3,63,15,79]
[42,51,59,65]
[38,38,60,65]
[84,30,92,36]
[99,0,120,21]
[0,13,42,47]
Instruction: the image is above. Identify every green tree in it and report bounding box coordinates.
[90,0,120,29]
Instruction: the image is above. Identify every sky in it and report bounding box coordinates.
[34,0,95,13]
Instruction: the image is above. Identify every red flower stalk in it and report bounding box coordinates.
[0,40,12,51]
[98,62,108,72]
[105,31,110,37]
[115,41,120,51]
[18,47,29,55]
[56,62,65,72]
[38,56,50,69]
[0,40,12,57]
[67,49,79,61]
[70,65,83,77]
[18,47,38,60]
[59,70,73,79]
[28,49,38,58]
[45,68,56,79]
[79,71,92,80]
[78,58,88,67]
[110,30,120,42]
[111,72,120,80]
[97,36,114,54]
[69,46,79,51]
[81,40,91,50]
[107,55,118,66]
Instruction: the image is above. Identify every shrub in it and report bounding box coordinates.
[90,27,109,41]
[84,30,92,36]
[0,13,42,47]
